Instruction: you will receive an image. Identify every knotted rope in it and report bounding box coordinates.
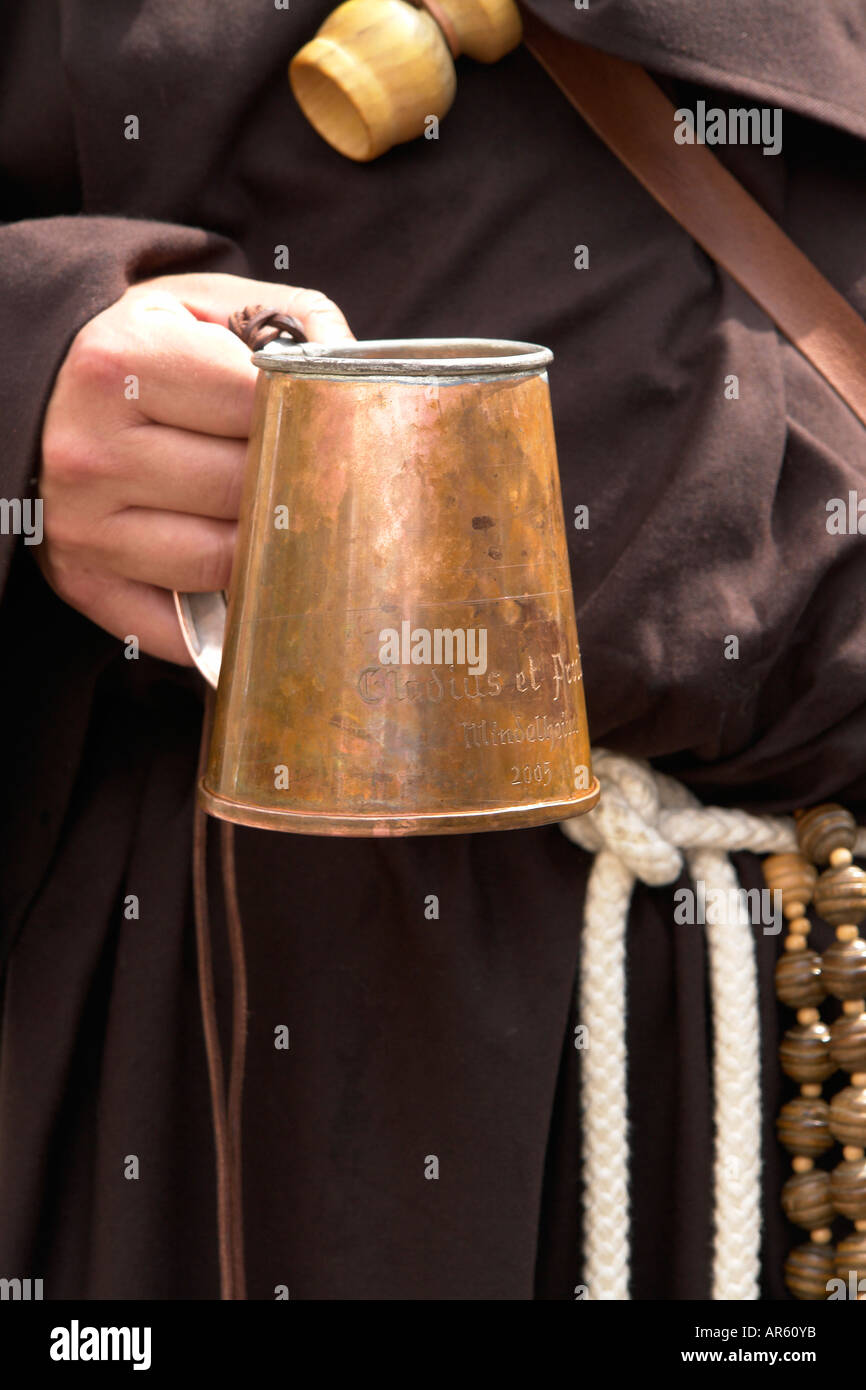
[561,748,865,1301]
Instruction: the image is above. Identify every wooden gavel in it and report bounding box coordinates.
[290,0,523,161]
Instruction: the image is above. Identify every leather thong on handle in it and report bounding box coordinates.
[521,10,866,430]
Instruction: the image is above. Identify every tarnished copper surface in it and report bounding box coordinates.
[202,340,598,834]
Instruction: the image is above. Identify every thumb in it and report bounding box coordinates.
[136,271,356,345]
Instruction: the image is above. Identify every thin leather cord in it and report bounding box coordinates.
[415,0,460,58]
[221,819,249,1302]
[227,305,306,352]
[189,306,286,1302]
[193,687,234,1299]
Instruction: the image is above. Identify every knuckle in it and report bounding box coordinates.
[294,286,339,317]
[42,426,107,489]
[41,509,81,557]
[43,547,94,609]
[66,319,127,392]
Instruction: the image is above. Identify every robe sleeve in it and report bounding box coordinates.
[0,215,248,595]
[0,215,247,955]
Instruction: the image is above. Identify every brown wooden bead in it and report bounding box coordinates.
[834,1232,866,1285]
[829,1012,866,1072]
[776,1096,833,1157]
[784,936,807,953]
[781,1169,834,1229]
[796,804,857,864]
[779,1022,834,1082]
[778,950,828,1006]
[829,1087,866,1147]
[830,1156,866,1220]
[813,864,866,928]
[763,853,817,907]
[831,848,854,868]
[784,1241,834,1299]
[821,938,866,1000]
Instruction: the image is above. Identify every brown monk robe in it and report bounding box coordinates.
[0,0,864,1300]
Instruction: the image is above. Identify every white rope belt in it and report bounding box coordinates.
[560,747,866,1301]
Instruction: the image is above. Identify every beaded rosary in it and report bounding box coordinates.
[764,804,866,1300]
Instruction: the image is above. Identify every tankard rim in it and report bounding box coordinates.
[197,780,601,836]
[252,336,553,377]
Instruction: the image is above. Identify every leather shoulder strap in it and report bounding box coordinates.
[521,10,866,428]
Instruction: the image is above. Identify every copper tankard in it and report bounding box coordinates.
[175,338,599,835]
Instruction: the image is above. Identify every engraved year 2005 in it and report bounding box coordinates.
[511,762,553,789]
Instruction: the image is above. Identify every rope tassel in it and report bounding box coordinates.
[653,768,762,1300]
[578,845,635,1299]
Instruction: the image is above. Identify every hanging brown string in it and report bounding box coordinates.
[193,703,249,1301]
[192,687,235,1299]
[192,305,308,1300]
[221,818,248,1301]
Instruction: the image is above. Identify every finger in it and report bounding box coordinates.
[44,565,194,667]
[140,272,355,344]
[95,582,195,666]
[85,509,238,593]
[119,297,258,436]
[93,422,248,521]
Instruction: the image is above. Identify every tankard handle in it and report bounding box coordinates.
[170,306,308,691]
[173,589,226,690]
